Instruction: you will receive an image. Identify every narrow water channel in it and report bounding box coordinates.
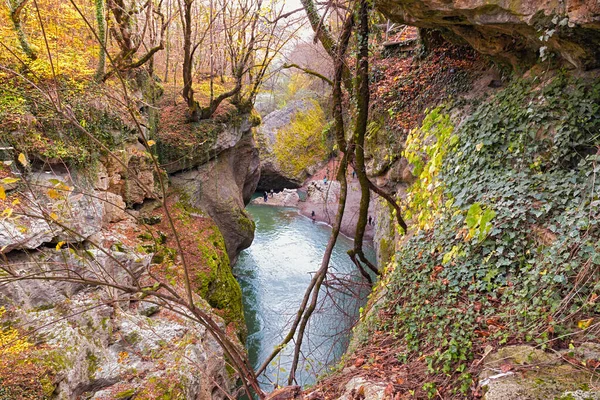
[234,202,376,389]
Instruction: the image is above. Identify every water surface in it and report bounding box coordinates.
[234,202,375,389]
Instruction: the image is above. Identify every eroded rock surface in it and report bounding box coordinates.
[171,125,260,264]
[376,0,600,68]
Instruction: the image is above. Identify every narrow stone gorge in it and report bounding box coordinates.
[1,0,599,399]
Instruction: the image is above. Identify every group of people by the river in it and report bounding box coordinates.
[263,189,274,202]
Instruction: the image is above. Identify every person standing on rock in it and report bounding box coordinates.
[368,215,372,226]
[311,210,315,221]
[270,189,274,198]
[264,192,268,202]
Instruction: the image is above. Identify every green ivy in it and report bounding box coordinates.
[375,73,600,397]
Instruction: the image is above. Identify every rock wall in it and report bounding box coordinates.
[255,100,318,190]
[170,120,261,264]
[0,111,260,399]
[0,169,232,399]
[376,0,600,69]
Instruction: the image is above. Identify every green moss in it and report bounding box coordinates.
[173,195,246,338]
[115,388,136,399]
[249,109,262,127]
[194,226,245,336]
[237,209,255,236]
[86,350,99,379]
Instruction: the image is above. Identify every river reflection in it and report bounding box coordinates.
[234,203,375,389]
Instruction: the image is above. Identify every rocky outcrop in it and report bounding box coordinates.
[251,188,301,207]
[157,113,258,174]
[170,123,260,264]
[376,0,600,69]
[96,142,163,206]
[0,121,252,397]
[0,226,231,400]
[479,345,600,400]
[255,100,314,190]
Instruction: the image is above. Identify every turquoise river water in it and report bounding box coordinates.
[234,202,375,390]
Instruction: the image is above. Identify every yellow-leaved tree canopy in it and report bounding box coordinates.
[1,0,96,81]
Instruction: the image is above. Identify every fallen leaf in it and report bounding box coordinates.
[47,189,62,199]
[354,358,365,367]
[578,318,594,330]
[18,153,28,167]
[384,382,394,397]
[1,177,19,184]
[500,363,513,373]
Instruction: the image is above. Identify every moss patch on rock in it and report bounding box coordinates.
[147,193,246,336]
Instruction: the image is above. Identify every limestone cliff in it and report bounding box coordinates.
[376,0,600,69]
[0,91,258,398]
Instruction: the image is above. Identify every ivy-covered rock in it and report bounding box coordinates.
[357,71,600,397]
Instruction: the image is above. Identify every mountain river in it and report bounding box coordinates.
[234,201,376,389]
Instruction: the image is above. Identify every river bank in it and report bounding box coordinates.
[253,157,378,241]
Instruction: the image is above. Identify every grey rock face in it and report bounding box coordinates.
[171,128,260,264]
[0,171,104,254]
[0,246,150,310]
[376,0,600,69]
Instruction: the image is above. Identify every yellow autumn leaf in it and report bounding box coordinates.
[47,188,62,199]
[0,186,5,201]
[1,177,20,184]
[12,198,20,206]
[578,318,594,330]
[55,241,66,250]
[2,208,13,218]
[18,153,28,167]
[49,212,59,221]
[147,140,156,146]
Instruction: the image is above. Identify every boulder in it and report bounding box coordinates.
[479,345,600,400]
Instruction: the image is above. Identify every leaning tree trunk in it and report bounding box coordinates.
[94,0,106,82]
[349,0,379,279]
[9,0,37,60]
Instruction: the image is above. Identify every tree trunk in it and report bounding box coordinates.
[94,0,106,82]
[181,0,199,121]
[9,0,37,60]
[350,0,379,277]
